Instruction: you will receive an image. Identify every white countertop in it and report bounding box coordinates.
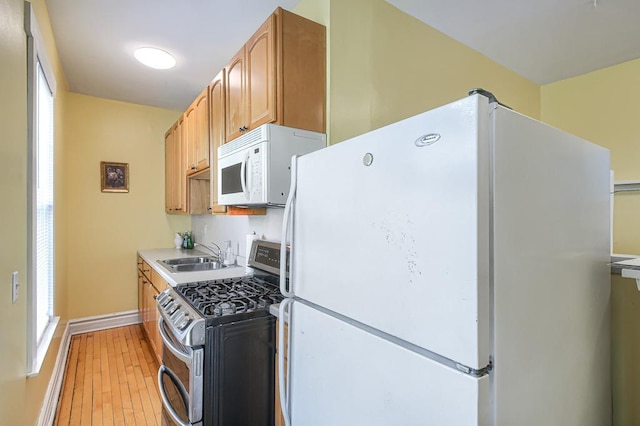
[137,247,249,286]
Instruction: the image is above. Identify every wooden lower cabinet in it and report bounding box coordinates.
[275,319,288,426]
[137,256,167,365]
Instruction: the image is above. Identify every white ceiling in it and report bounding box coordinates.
[386,0,640,85]
[46,0,640,112]
[46,0,300,111]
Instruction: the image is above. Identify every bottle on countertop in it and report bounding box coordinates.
[183,231,194,250]
[174,233,183,249]
[223,240,236,266]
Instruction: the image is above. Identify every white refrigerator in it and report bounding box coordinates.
[277,94,611,425]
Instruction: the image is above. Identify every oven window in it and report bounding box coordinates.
[221,163,243,194]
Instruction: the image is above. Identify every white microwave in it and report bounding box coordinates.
[218,124,326,206]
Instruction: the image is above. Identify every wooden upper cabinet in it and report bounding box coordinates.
[185,88,210,175]
[209,70,227,214]
[164,128,174,212]
[165,118,187,214]
[164,117,186,213]
[175,118,187,212]
[246,15,276,131]
[223,8,325,143]
[225,48,247,143]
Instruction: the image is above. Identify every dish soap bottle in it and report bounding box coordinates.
[223,240,235,266]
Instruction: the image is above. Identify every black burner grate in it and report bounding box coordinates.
[176,275,283,319]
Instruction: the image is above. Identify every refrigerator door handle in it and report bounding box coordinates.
[280,155,298,298]
[278,298,293,426]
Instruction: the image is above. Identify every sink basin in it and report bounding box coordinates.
[160,256,218,266]
[170,262,227,272]
[158,256,227,273]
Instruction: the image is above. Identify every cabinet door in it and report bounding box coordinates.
[186,88,210,174]
[150,284,161,364]
[246,14,276,131]
[209,70,227,214]
[174,118,187,212]
[224,47,246,142]
[194,90,210,171]
[184,101,198,174]
[164,129,174,213]
[165,119,187,213]
[138,270,145,317]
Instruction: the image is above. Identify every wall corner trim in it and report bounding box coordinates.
[37,310,142,425]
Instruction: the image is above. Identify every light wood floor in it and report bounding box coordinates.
[54,324,162,425]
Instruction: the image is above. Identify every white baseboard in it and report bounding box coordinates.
[38,310,142,426]
[67,309,141,336]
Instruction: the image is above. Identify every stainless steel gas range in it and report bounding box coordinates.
[157,240,285,426]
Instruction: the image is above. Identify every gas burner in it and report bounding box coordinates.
[176,275,283,320]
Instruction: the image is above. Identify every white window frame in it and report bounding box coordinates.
[25,1,59,377]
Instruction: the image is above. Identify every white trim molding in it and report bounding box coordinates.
[67,310,141,336]
[37,310,142,425]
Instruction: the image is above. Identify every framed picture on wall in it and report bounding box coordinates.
[100,161,129,193]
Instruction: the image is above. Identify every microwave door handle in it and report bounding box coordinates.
[240,151,250,201]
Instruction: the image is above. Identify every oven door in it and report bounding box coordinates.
[158,318,203,426]
[218,142,267,205]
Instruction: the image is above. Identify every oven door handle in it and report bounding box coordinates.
[158,365,190,426]
[240,150,250,201]
[158,317,192,365]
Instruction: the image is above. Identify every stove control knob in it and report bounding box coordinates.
[170,309,183,322]
[178,316,192,331]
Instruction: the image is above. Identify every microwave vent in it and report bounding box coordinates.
[219,126,268,156]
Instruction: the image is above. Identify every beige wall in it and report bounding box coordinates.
[64,93,188,318]
[541,60,640,425]
[328,0,540,143]
[0,0,70,423]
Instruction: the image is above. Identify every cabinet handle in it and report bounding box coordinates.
[191,165,197,170]
[239,126,248,132]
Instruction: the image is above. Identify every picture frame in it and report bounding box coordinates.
[100,161,129,193]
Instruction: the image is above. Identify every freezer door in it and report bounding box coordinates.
[284,301,490,426]
[290,95,491,369]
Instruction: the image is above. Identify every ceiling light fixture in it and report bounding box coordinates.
[134,47,176,69]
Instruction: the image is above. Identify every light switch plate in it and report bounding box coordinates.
[12,272,18,304]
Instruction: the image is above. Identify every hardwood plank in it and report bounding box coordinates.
[80,333,94,425]
[115,327,137,425]
[99,329,114,426]
[122,326,150,425]
[106,328,125,425]
[54,325,163,426]
[69,334,87,424]
[92,331,104,426]
[131,326,161,425]
[54,336,80,425]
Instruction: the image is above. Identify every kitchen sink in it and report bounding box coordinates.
[158,256,227,273]
[161,256,218,265]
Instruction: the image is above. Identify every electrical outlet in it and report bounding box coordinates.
[11,272,18,304]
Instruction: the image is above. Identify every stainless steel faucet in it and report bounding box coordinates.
[194,242,223,262]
